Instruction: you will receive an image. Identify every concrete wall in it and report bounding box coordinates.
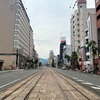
[0,0,16,53]
[0,55,16,69]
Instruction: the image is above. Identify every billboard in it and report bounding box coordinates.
[60,36,66,43]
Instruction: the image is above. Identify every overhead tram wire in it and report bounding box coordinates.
[62,0,77,34]
[35,36,46,59]
[54,0,77,51]
[53,0,75,52]
[22,0,46,59]
[61,0,75,33]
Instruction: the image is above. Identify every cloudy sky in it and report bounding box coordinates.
[22,0,95,59]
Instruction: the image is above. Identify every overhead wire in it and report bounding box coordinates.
[61,0,75,34]
[22,0,77,57]
[35,36,47,59]
[54,0,77,53]
[62,0,77,34]
[22,0,47,58]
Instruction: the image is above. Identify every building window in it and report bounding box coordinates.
[73,26,75,28]
[77,24,79,26]
[86,47,89,52]
[78,29,80,32]
[78,46,80,49]
[77,13,79,16]
[86,39,88,44]
[78,35,80,37]
[77,18,79,21]
[78,40,80,43]
[86,30,88,36]
[86,55,90,61]
[97,14,100,20]
[96,4,100,12]
[80,6,82,8]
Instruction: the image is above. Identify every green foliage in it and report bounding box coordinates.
[71,51,78,60]
[87,40,98,56]
[64,55,71,62]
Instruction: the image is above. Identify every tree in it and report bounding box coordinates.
[87,40,98,73]
[71,51,78,69]
[64,55,71,63]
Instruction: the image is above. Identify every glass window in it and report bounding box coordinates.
[78,35,80,37]
[78,40,80,43]
[80,6,82,8]
[97,14,100,20]
[77,18,79,21]
[77,24,79,26]
[78,29,80,32]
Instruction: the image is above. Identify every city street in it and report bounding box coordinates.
[0,67,100,100]
[54,68,100,96]
[0,0,100,99]
[0,68,43,92]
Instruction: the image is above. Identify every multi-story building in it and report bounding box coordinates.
[60,36,66,63]
[85,12,97,72]
[96,0,100,52]
[70,0,97,69]
[29,26,34,59]
[96,0,100,71]
[63,45,71,67]
[70,10,80,52]
[0,0,34,69]
[49,50,54,67]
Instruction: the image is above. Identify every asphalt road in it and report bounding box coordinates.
[0,68,43,92]
[53,68,100,96]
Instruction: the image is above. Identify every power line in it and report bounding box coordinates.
[54,0,77,52]
[35,36,47,59]
[62,0,77,34]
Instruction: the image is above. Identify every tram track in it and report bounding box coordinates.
[54,70,100,100]
[0,69,45,100]
[0,68,100,100]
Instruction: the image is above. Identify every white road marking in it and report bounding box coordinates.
[72,77,77,79]
[76,79,83,82]
[82,82,93,85]
[95,85,100,87]
[91,86,100,89]
[0,73,33,89]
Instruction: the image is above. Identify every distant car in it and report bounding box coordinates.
[62,67,66,70]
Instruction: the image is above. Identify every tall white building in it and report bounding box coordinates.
[70,10,80,52]
[85,12,97,71]
[70,0,97,69]
[48,50,54,67]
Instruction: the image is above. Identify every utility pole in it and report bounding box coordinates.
[16,49,18,68]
